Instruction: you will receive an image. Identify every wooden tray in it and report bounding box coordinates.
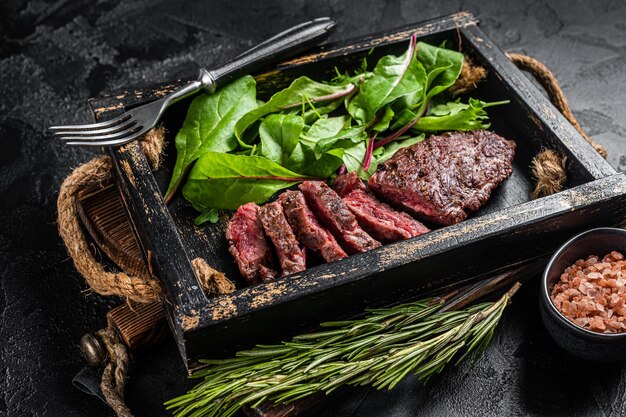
[88,11,626,371]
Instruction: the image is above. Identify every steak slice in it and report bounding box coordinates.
[258,201,306,276]
[334,172,430,242]
[226,202,277,284]
[279,190,347,263]
[299,181,381,254]
[369,130,515,226]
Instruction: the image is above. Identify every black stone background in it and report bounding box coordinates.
[1,0,626,416]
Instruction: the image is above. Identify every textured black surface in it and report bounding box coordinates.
[1,1,626,416]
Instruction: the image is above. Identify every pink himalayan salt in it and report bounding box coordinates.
[551,251,626,334]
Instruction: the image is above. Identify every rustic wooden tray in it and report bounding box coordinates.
[88,11,626,371]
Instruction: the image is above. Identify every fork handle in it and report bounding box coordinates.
[200,17,336,93]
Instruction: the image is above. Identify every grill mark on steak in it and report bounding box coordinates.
[334,172,430,242]
[225,202,277,284]
[299,181,381,254]
[368,130,515,225]
[258,201,306,276]
[279,190,347,263]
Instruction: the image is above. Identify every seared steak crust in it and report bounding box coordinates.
[299,181,381,254]
[368,130,515,225]
[225,202,277,283]
[279,191,347,263]
[334,172,430,242]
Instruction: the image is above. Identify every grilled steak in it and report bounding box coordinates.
[334,172,430,242]
[258,201,306,276]
[369,130,515,225]
[299,181,381,254]
[226,202,277,283]
[279,190,348,263]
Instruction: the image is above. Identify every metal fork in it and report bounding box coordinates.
[50,18,336,147]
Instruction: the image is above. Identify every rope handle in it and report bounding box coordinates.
[56,127,234,303]
[506,53,607,198]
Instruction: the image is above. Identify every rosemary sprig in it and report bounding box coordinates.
[165,284,519,417]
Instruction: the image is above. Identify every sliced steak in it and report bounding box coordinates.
[226,202,277,284]
[299,181,381,254]
[369,130,515,225]
[258,201,306,276]
[334,172,430,242]
[279,190,347,263]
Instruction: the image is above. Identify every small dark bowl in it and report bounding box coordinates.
[540,227,626,362]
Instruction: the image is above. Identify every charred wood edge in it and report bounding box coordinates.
[87,11,481,367]
[460,24,614,180]
[243,257,546,417]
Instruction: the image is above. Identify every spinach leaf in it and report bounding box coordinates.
[314,126,367,155]
[259,114,305,167]
[416,41,463,101]
[194,209,220,226]
[165,76,257,202]
[347,36,423,124]
[414,99,508,132]
[235,77,355,139]
[298,147,344,178]
[182,152,307,211]
[371,106,395,132]
[302,116,349,145]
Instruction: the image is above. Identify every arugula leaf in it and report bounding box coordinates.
[165,76,257,202]
[347,35,422,124]
[373,134,425,163]
[259,114,305,167]
[182,152,307,211]
[414,99,508,132]
[235,77,355,139]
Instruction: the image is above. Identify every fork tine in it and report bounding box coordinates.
[64,129,147,147]
[51,119,138,137]
[49,114,130,132]
[58,124,142,142]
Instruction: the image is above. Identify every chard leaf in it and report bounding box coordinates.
[235,76,355,139]
[348,36,423,124]
[165,76,257,202]
[414,99,508,132]
[373,134,425,163]
[259,114,305,167]
[182,152,307,211]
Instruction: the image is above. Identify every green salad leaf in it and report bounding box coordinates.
[235,76,355,139]
[348,36,423,124]
[165,38,507,217]
[414,99,509,132]
[259,114,305,168]
[182,153,307,211]
[165,76,257,202]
